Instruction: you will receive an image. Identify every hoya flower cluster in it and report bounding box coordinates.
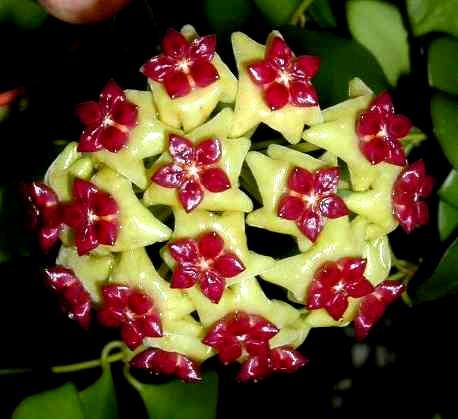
[25,25,432,383]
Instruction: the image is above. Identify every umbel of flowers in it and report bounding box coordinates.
[25,25,432,383]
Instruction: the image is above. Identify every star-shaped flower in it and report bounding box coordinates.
[246,144,342,251]
[141,28,219,99]
[392,160,433,233]
[144,108,253,213]
[307,257,374,320]
[354,279,405,340]
[22,182,63,252]
[247,36,320,111]
[44,266,92,329]
[144,25,237,132]
[62,178,120,255]
[130,348,202,383]
[152,134,231,212]
[303,93,378,191]
[92,90,181,190]
[202,311,278,363]
[98,284,162,349]
[169,232,246,303]
[356,91,412,166]
[231,31,322,144]
[277,166,348,242]
[77,80,138,153]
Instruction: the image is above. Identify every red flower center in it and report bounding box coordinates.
[77,80,138,153]
[392,159,433,233]
[247,36,320,111]
[202,311,279,364]
[169,232,245,303]
[152,134,231,212]
[130,348,201,383]
[307,257,374,320]
[356,91,412,166]
[98,284,162,350]
[62,178,120,256]
[354,279,405,341]
[277,166,348,242]
[22,182,63,252]
[141,28,219,99]
[44,266,92,329]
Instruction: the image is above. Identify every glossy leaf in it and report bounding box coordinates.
[308,0,336,28]
[414,238,458,302]
[431,93,458,169]
[79,366,118,419]
[439,170,458,209]
[12,383,85,419]
[428,37,458,95]
[136,371,218,419]
[0,0,47,29]
[204,0,253,34]
[282,28,388,106]
[253,0,302,25]
[407,0,458,37]
[347,1,410,85]
[438,201,458,241]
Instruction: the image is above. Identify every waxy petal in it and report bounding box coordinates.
[39,226,61,253]
[292,55,320,79]
[237,355,271,382]
[178,178,204,212]
[297,209,324,242]
[387,114,412,139]
[195,138,222,165]
[94,220,118,246]
[111,100,138,127]
[314,167,340,195]
[248,61,277,85]
[162,29,189,60]
[91,191,119,217]
[288,167,314,195]
[278,195,305,220]
[189,34,217,62]
[98,305,125,328]
[369,91,394,114]
[99,80,125,111]
[200,270,225,303]
[190,60,219,88]
[152,164,185,188]
[74,226,99,255]
[76,101,102,126]
[264,82,289,111]
[198,231,224,259]
[289,81,319,107]
[122,322,144,349]
[266,36,293,70]
[359,136,388,165]
[73,178,98,202]
[319,195,349,219]
[271,346,308,373]
[140,313,163,338]
[325,292,349,320]
[171,264,200,289]
[163,70,191,99]
[214,253,245,278]
[169,134,195,164]
[101,284,130,307]
[357,110,382,137]
[384,139,407,166]
[44,266,77,291]
[200,167,231,192]
[169,238,200,264]
[140,55,176,82]
[78,127,103,152]
[100,125,128,153]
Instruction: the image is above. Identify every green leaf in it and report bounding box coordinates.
[12,383,85,419]
[0,0,47,29]
[204,0,253,34]
[414,238,458,302]
[438,169,458,208]
[79,366,118,419]
[407,0,458,37]
[253,0,302,26]
[308,0,336,28]
[347,1,410,85]
[431,92,458,169]
[136,371,218,419]
[428,37,458,95]
[438,200,458,241]
[282,27,388,106]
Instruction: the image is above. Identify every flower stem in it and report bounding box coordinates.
[51,352,125,374]
[0,368,34,376]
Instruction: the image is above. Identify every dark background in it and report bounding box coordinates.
[0,0,456,418]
